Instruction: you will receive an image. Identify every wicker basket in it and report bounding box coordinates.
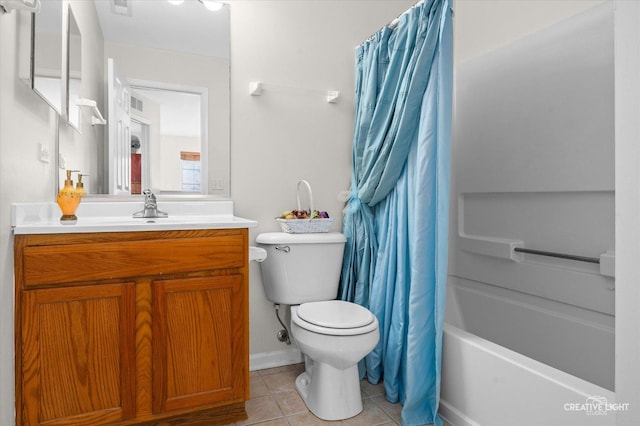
[276,180,333,233]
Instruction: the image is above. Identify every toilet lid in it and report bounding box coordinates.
[296,301,374,329]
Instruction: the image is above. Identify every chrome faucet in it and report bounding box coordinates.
[133,189,168,218]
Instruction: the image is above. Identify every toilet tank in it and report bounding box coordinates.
[256,232,347,305]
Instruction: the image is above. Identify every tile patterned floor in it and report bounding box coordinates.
[222,363,449,426]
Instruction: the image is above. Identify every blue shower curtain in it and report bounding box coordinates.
[339,1,452,425]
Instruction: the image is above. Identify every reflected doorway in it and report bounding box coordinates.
[130,86,204,194]
[130,119,149,195]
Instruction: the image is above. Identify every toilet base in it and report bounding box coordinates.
[295,362,363,421]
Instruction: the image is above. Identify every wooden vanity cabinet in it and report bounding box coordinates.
[14,229,249,426]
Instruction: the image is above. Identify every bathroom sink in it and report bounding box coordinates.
[11,201,257,235]
[91,214,256,228]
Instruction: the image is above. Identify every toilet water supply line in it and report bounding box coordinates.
[274,304,292,345]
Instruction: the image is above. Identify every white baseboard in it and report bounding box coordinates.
[249,347,304,371]
[439,399,480,426]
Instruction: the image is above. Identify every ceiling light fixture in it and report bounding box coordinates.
[112,0,132,16]
[198,0,224,12]
[167,0,224,12]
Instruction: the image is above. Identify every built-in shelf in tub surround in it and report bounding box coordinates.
[11,200,257,234]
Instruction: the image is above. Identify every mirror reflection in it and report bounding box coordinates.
[105,56,210,195]
[131,86,204,194]
[57,0,230,196]
[33,0,63,114]
[67,9,81,129]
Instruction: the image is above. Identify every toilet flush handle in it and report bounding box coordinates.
[275,245,290,253]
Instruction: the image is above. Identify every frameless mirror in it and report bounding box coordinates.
[16,10,33,84]
[32,0,63,114]
[67,8,81,129]
[81,0,230,196]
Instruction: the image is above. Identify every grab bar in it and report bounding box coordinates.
[513,247,600,264]
[459,234,614,276]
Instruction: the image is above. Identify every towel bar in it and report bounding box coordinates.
[513,247,600,264]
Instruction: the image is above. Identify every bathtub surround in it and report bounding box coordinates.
[441,2,626,425]
[452,0,614,390]
[339,1,453,425]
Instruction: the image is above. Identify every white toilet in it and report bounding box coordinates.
[256,232,380,421]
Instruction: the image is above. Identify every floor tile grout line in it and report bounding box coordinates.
[237,363,406,426]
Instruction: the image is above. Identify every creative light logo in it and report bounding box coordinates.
[564,396,629,416]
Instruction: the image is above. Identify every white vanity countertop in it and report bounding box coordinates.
[11,201,257,235]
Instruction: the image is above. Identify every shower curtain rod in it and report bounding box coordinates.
[513,247,601,264]
[387,1,422,30]
[364,0,456,43]
[363,0,425,42]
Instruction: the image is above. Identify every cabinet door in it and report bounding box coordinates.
[152,275,246,414]
[21,283,136,425]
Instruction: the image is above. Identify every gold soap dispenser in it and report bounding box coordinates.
[56,170,81,223]
[75,173,87,198]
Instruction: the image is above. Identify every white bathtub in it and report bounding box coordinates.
[439,282,616,426]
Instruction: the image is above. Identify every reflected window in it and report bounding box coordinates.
[181,151,201,192]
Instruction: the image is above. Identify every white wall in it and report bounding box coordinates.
[0,9,57,426]
[229,0,415,362]
[0,2,104,423]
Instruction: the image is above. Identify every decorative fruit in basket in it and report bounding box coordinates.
[279,209,330,219]
[280,210,295,219]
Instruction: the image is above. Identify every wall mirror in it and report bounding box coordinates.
[66,8,81,129]
[77,0,230,196]
[32,0,63,114]
[17,9,33,84]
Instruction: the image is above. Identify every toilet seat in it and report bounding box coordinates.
[297,300,374,328]
[292,301,378,336]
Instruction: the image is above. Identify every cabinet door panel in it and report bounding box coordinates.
[153,275,245,413]
[21,283,135,425]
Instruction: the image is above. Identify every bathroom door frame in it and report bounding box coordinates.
[613,1,640,424]
[130,117,151,193]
